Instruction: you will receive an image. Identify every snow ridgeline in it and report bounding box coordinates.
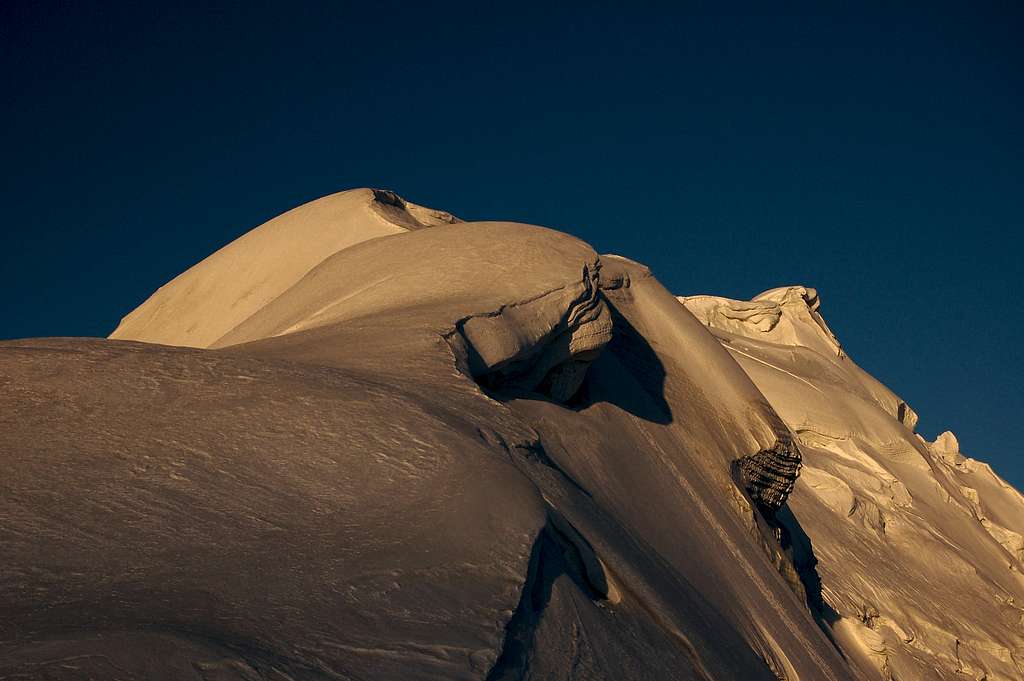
[1,188,1021,680]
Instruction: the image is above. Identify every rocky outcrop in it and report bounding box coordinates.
[735,434,803,515]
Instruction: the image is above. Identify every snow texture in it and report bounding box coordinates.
[1,189,1020,680]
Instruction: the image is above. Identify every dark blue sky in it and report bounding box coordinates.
[2,2,1021,487]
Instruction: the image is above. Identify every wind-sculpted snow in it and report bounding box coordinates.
[683,288,1024,681]
[684,286,842,359]
[109,188,459,348]
[207,220,614,404]
[1,190,1020,680]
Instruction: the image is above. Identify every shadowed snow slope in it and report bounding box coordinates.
[1,190,1020,680]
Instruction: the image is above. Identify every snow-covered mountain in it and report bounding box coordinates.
[2,189,1021,680]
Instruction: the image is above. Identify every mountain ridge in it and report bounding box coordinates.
[2,189,1020,680]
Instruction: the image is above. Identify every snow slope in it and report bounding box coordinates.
[1,189,1020,680]
[109,188,459,347]
[682,288,1024,680]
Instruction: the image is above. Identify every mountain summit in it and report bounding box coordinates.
[3,190,1021,680]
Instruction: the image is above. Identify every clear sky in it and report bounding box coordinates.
[2,2,1021,488]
